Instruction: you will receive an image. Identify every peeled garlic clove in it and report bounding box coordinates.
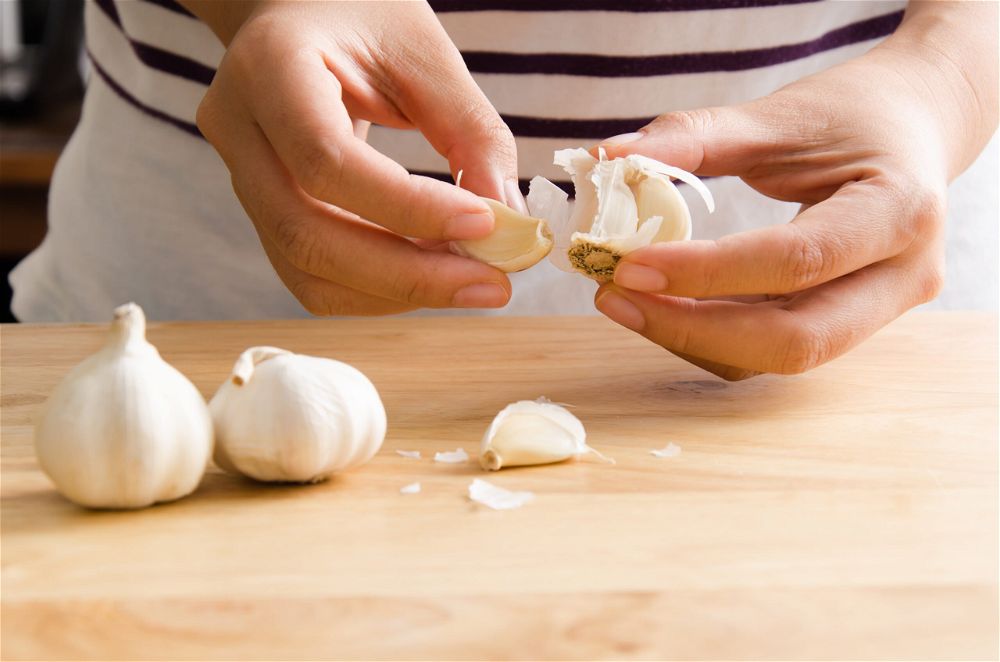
[451,198,553,272]
[210,347,386,483]
[34,303,213,509]
[479,397,612,471]
[535,148,712,281]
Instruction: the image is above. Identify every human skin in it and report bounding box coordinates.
[180,0,525,315]
[594,0,998,380]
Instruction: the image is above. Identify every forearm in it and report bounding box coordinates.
[175,0,264,45]
[875,1,998,180]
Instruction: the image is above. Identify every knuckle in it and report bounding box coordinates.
[777,322,834,375]
[650,107,713,135]
[289,280,332,317]
[296,143,345,201]
[918,260,946,304]
[272,214,326,275]
[784,231,828,291]
[388,266,435,306]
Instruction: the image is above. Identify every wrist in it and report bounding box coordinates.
[875,2,998,180]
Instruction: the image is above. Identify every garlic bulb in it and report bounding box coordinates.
[479,398,612,471]
[210,347,386,483]
[527,148,715,281]
[452,198,553,272]
[34,303,213,509]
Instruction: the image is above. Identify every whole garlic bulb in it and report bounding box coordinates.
[210,347,386,483]
[34,303,213,509]
[527,148,715,281]
[452,198,553,272]
[479,398,613,471]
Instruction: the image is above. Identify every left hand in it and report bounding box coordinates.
[594,2,997,380]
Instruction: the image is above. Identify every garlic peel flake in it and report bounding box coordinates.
[434,448,470,464]
[651,442,682,458]
[468,478,534,510]
[396,449,421,459]
[400,482,421,494]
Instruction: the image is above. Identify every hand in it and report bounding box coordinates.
[595,1,997,380]
[187,1,521,315]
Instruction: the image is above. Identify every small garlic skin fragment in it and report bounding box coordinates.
[650,442,682,458]
[210,347,386,483]
[537,148,713,281]
[451,198,553,272]
[468,478,534,510]
[396,449,421,459]
[434,448,470,464]
[400,482,421,495]
[34,303,213,509]
[479,397,611,471]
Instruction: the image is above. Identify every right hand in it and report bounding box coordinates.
[194,1,520,315]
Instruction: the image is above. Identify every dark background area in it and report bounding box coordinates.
[1,0,84,322]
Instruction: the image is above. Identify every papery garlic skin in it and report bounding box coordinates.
[452,198,553,272]
[34,303,213,509]
[210,347,386,483]
[526,148,714,281]
[479,398,610,471]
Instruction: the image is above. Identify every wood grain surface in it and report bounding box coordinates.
[1,313,997,660]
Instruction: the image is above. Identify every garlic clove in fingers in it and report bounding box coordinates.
[451,198,553,272]
[33,303,213,509]
[210,346,386,483]
[479,397,613,471]
[526,148,714,281]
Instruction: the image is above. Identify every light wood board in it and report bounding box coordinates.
[1,313,997,660]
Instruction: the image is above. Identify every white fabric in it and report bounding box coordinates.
[10,1,998,322]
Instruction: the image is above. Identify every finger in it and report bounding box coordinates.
[669,350,761,382]
[614,179,927,297]
[241,50,496,241]
[386,19,522,210]
[255,231,417,317]
[595,254,941,374]
[203,97,512,310]
[597,103,779,176]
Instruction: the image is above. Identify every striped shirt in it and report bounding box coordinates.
[11,0,998,321]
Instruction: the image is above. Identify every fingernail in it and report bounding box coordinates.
[446,212,494,240]
[504,178,529,215]
[615,263,667,292]
[595,290,645,331]
[452,283,509,308]
[601,132,644,147]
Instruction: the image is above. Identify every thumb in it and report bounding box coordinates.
[597,105,775,177]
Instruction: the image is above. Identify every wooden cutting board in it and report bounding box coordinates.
[1,313,997,660]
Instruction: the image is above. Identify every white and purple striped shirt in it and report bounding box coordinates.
[11,0,997,321]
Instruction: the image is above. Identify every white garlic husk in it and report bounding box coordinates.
[479,398,613,471]
[210,347,386,483]
[33,303,213,509]
[452,198,554,272]
[526,148,715,281]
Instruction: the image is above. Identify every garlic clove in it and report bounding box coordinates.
[33,303,213,509]
[451,198,553,272]
[479,397,613,471]
[537,148,712,281]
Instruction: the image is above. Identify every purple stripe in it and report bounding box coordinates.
[139,0,196,18]
[94,0,215,85]
[411,170,575,197]
[463,10,903,76]
[431,0,822,12]
[502,115,650,139]
[87,51,204,138]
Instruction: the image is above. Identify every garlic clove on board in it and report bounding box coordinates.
[210,346,386,483]
[33,302,213,509]
[525,148,714,281]
[451,198,554,272]
[479,397,613,471]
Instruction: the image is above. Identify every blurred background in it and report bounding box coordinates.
[1,0,84,322]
